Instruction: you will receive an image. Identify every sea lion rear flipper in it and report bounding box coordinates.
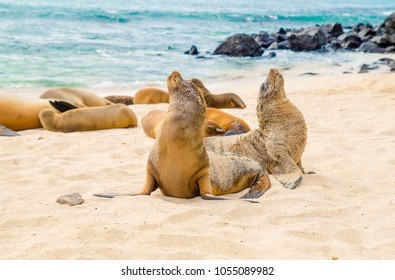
[49,100,78,112]
[93,193,139,198]
[241,172,271,199]
[0,125,20,137]
[272,156,303,189]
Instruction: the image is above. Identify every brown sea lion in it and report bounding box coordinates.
[141,108,249,139]
[95,71,270,201]
[191,78,246,109]
[39,104,137,133]
[0,94,53,131]
[205,68,308,189]
[206,107,250,134]
[133,88,169,104]
[40,87,113,107]
[104,95,134,105]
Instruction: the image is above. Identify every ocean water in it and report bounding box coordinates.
[0,0,394,88]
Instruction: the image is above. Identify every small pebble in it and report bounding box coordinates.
[56,192,84,206]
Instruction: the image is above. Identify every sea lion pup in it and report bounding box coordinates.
[104,95,134,105]
[95,71,270,201]
[39,104,137,133]
[40,87,113,107]
[205,68,308,189]
[191,78,246,109]
[133,88,169,104]
[0,94,53,131]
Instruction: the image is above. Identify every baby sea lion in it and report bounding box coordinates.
[133,88,169,104]
[0,94,53,131]
[191,78,246,109]
[39,104,138,133]
[40,87,113,107]
[95,71,270,201]
[104,95,134,105]
[205,68,308,189]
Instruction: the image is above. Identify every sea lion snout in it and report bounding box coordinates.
[167,71,182,92]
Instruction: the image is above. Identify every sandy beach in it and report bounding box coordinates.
[1,70,395,260]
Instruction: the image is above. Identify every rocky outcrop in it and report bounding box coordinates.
[212,12,395,56]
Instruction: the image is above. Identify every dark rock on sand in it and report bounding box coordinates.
[214,34,264,57]
[384,12,395,34]
[358,41,386,53]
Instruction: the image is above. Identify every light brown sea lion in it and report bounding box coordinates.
[0,94,53,131]
[205,68,308,189]
[133,88,169,104]
[104,95,134,105]
[206,107,250,134]
[191,78,246,109]
[40,87,113,107]
[95,71,270,201]
[39,104,137,133]
[141,109,166,139]
[141,108,249,139]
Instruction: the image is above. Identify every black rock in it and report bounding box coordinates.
[213,33,264,57]
[274,33,287,42]
[184,45,199,55]
[327,22,344,37]
[359,63,379,73]
[371,34,395,48]
[385,46,395,53]
[287,27,327,51]
[338,32,362,49]
[358,27,375,39]
[278,41,289,49]
[375,57,395,66]
[253,31,275,48]
[358,41,386,53]
[384,12,395,34]
[278,27,287,35]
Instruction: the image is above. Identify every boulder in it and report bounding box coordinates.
[253,31,275,48]
[184,45,199,55]
[327,22,344,37]
[213,33,264,57]
[358,41,386,53]
[371,34,395,47]
[384,12,395,34]
[287,27,327,51]
[338,32,362,49]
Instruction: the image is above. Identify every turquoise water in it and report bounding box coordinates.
[0,0,394,88]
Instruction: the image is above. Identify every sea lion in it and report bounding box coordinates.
[0,94,53,131]
[39,104,138,133]
[95,71,270,201]
[205,68,308,189]
[40,87,113,107]
[133,88,169,104]
[141,108,249,139]
[141,109,167,139]
[206,107,250,135]
[104,95,134,105]
[191,78,246,109]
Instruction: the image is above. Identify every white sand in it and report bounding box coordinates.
[1,71,394,260]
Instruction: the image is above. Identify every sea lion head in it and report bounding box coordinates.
[167,72,206,107]
[259,68,286,100]
[190,78,210,96]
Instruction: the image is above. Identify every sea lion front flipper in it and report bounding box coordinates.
[241,171,271,199]
[49,100,78,113]
[0,125,20,137]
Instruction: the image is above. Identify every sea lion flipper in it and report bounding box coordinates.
[0,125,20,137]
[93,193,133,198]
[49,100,78,112]
[241,172,271,199]
[273,168,303,189]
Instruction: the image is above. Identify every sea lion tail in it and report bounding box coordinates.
[201,193,259,203]
[49,100,78,112]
